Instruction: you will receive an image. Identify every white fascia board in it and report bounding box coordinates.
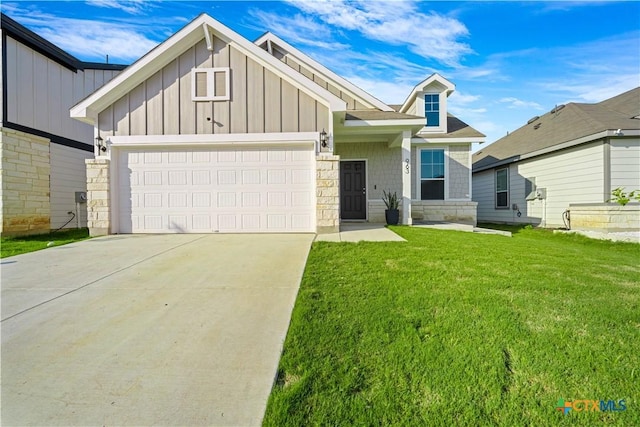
[344,118,426,127]
[71,14,346,124]
[412,137,485,144]
[71,16,208,123]
[107,132,319,147]
[399,73,455,114]
[227,36,345,112]
[472,130,630,173]
[255,33,392,112]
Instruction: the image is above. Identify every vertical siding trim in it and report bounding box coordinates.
[603,139,611,202]
[1,32,7,123]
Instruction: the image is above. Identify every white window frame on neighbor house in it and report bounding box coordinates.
[191,67,230,101]
[417,147,447,200]
[495,167,509,209]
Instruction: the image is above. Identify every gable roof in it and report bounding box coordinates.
[1,12,125,73]
[473,87,640,172]
[254,32,393,112]
[71,14,346,124]
[399,73,455,114]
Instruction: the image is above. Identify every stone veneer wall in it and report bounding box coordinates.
[569,203,640,232]
[86,158,111,236]
[0,128,51,236]
[316,154,340,233]
[411,200,477,226]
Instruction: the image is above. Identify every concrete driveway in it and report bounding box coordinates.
[1,233,313,426]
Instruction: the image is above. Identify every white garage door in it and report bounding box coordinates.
[116,145,315,233]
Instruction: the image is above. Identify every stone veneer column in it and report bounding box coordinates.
[0,128,51,236]
[316,154,340,234]
[85,158,111,236]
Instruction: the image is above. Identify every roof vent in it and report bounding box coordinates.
[527,116,540,124]
[551,104,565,114]
[534,123,541,130]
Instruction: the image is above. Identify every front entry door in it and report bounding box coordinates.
[340,161,366,220]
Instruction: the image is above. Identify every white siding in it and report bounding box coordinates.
[50,144,92,229]
[473,141,605,227]
[5,36,120,144]
[610,138,640,191]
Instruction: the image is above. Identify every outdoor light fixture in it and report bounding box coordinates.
[320,129,328,148]
[95,135,107,153]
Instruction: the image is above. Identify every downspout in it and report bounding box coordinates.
[603,137,611,202]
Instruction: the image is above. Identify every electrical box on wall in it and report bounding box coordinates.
[75,191,87,203]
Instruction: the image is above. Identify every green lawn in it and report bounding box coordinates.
[264,226,640,426]
[0,228,90,258]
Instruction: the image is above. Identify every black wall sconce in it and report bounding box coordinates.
[320,129,328,148]
[95,135,107,153]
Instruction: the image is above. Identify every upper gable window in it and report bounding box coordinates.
[425,94,440,127]
[191,68,230,102]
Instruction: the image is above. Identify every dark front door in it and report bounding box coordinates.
[340,161,366,220]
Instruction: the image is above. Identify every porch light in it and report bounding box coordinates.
[320,129,328,148]
[95,135,107,152]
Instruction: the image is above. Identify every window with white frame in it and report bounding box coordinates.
[191,68,230,102]
[420,149,445,200]
[495,167,509,208]
[424,94,440,127]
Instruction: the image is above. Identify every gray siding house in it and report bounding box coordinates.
[472,87,640,230]
[71,14,484,235]
[0,13,125,235]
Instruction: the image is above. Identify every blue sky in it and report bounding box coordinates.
[3,1,639,148]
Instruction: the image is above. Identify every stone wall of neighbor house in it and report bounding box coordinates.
[316,154,340,233]
[411,200,477,225]
[0,128,51,236]
[86,158,111,236]
[569,203,640,232]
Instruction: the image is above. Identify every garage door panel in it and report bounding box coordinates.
[118,146,314,233]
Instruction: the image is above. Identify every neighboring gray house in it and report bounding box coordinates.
[71,14,485,236]
[472,87,640,230]
[0,13,125,235]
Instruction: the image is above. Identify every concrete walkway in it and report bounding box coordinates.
[413,222,512,237]
[1,233,313,426]
[314,223,406,242]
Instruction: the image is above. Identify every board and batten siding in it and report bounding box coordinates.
[98,37,329,137]
[610,138,640,191]
[265,45,369,111]
[4,35,120,144]
[50,144,92,229]
[473,141,605,227]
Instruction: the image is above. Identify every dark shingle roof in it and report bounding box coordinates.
[473,87,640,171]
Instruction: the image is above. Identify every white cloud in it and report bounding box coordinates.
[344,75,414,105]
[4,6,161,62]
[248,10,349,50]
[285,0,472,67]
[499,97,544,110]
[85,0,151,15]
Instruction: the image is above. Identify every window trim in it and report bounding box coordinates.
[191,67,230,102]
[418,147,447,200]
[495,167,510,209]
[424,93,440,127]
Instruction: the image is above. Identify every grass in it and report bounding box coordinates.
[0,228,90,258]
[264,226,640,426]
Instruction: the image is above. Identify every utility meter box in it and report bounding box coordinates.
[75,191,87,203]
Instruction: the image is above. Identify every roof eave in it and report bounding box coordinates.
[71,14,347,122]
[255,32,393,112]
